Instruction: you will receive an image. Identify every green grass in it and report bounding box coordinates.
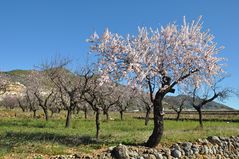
[0,109,238,158]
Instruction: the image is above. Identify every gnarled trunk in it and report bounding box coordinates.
[19,105,26,112]
[104,111,109,121]
[120,111,123,120]
[146,92,164,147]
[95,109,100,139]
[50,110,54,117]
[65,109,72,128]
[176,111,181,121]
[33,110,37,119]
[197,108,203,127]
[84,109,88,119]
[43,108,49,121]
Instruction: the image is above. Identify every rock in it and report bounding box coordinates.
[111,144,130,159]
[144,154,156,159]
[207,136,221,145]
[186,150,193,156]
[108,146,115,151]
[216,154,222,159]
[171,149,182,158]
[164,148,171,156]
[192,147,199,154]
[181,142,192,148]
[172,144,181,151]
[201,145,209,155]
[128,151,138,157]
[73,154,81,159]
[201,139,209,145]
[155,153,163,159]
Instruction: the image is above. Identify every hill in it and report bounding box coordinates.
[164,95,234,111]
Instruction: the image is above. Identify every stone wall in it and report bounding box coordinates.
[50,136,239,159]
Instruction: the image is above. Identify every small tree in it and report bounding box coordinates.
[47,68,80,128]
[43,59,92,128]
[99,85,119,121]
[34,89,56,121]
[25,89,38,118]
[88,17,225,147]
[115,86,136,120]
[83,75,102,139]
[167,95,187,121]
[25,70,57,121]
[188,78,231,127]
[83,72,117,139]
[77,102,90,120]
[139,93,152,125]
[16,95,27,112]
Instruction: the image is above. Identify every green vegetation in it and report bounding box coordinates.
[0,109,238,158]
[4,69,33,76]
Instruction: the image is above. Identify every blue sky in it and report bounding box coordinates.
[0,0,238,109]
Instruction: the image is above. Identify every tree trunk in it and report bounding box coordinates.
[33,110,37,119]
[145,108,151,126]
[197,108,203,127]
[19,106,25,112]
[18,100,25,112]
[120,111,123,120]
[84,109,88,119]
[76,108,80,114]
[43,108,49,121]
[146,92,164,147]
[176,111,180,121]
[65,109,72,128]
[105,111,109,121]
[95,109,100,139]
[50,110,54,117]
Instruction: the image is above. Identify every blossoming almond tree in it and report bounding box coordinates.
[88,17,225,147]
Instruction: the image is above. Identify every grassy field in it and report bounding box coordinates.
[0,109,238,158]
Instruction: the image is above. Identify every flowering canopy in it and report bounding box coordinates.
[88,17,225,92]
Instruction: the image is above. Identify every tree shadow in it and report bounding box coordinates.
[3,132,100,147]
[0,120,52,129]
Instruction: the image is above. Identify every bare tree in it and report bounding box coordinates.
[139,93,152,125]
[83,71,118,139]
[83,75,102,139]
[43,58,92,128]
[167,95,187,121]
[24,70,57,121]
[76,102,90,120]
[16,95,27,112]
[34,89,56,121]
[25,89,38,118]
[99,86,119,121]
[188,78,231,127]
[47,68,80,127]
[115,87,136,120]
